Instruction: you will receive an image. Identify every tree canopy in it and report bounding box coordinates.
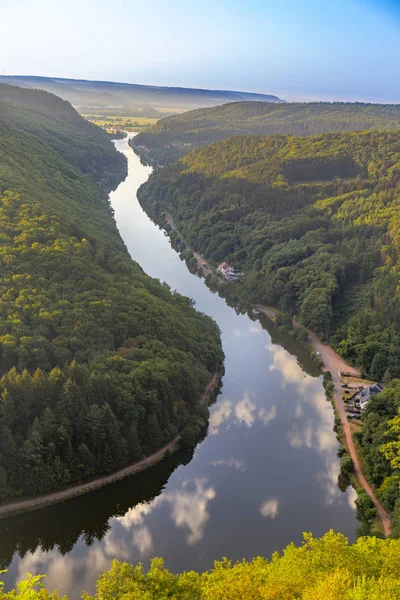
[2,532,400,599]
[0,86,223,502]
[356,380,400,536]
[138,130,400,382]
[133,100,400,165]
[0,84,125,189]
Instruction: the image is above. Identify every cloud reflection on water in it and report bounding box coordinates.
[209,399,233,435]
[249,324,262,334]
[14,476,217,595]
[132,527,154,556]
[260,498,280,519]
[266,344,352,506]
[209,458,246,471]
[209,392,277,435]
[235,393,257,427]
[117,477,216,546]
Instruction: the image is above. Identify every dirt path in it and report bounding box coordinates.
[307,332,391,537]
[0,373,218,520]
[304,328,359,377]
[165,214,212,277]
[255,305,277,322]
[257,306,391,537]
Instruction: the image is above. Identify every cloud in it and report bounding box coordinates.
[209,458,246,471]
[267,345,317,393]
[209,399,233,435]
[235,393,256,428]
[133,527,154,557]
[168,479,216,545]
[347,486,357,511]
[116,500,156,529]
[16,545,112,599]
[287,422,313,449]
[266,344,356,507]
[103,536,131,561]
[316,460,341,505]
[209,393,276,435]
[117,478,216,546]
[260,498,280,519]
[235,393,276,429]
[258,405,277,425]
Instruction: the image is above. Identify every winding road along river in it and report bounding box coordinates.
[0,136,358,597]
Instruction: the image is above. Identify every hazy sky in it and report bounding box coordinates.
[1,0,400,102]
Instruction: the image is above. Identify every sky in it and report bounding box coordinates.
[1,0,400,102]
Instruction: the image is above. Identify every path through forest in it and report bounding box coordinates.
[0,373,218,519]
[257,305,391,537]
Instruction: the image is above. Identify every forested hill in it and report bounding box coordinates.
[0,83,107,137]
[139,130,400,381]
[0,75,284,113]
[0,87,223,502]
[0,84,125,189]
[132,101,400,165]
[139,130,400,534]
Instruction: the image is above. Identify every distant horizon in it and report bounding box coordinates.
[2,73,400,106]
[2,0,400,104]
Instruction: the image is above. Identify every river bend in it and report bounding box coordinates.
[0,135,358,597]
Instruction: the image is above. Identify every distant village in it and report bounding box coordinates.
[105,127,120,135]
[104,127,126,138]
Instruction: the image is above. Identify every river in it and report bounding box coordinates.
[0,136,358,597]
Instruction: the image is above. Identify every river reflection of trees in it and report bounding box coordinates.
[0,303,319,570]
[0,447,195,569]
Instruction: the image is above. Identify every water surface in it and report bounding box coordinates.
[0,136,357,597]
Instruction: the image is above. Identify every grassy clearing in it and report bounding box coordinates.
[372,514,385,535]
[157,107,185,113]
[83,115,158,131]
[341,375,374,388]
[349,420,362,434]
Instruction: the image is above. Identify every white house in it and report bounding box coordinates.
[217,262,238,281]
[355,382,383,412]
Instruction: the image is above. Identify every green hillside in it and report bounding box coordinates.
[0,87,223,502]
[2,532,400,599]
[139,130,400,533]
[138,130,400,379]
[0,84,125,188]
[132,101,400,165]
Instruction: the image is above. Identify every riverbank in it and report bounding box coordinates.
[256,305,391,537]
[1,135,360,596]
[140,205,389,536]
[165,214,213,277]
[0,373,219,520]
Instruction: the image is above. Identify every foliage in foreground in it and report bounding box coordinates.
[2,532,400,599]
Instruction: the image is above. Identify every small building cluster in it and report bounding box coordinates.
[217,262,240,281]
[105,127,124,136]
[347,382,383,416]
